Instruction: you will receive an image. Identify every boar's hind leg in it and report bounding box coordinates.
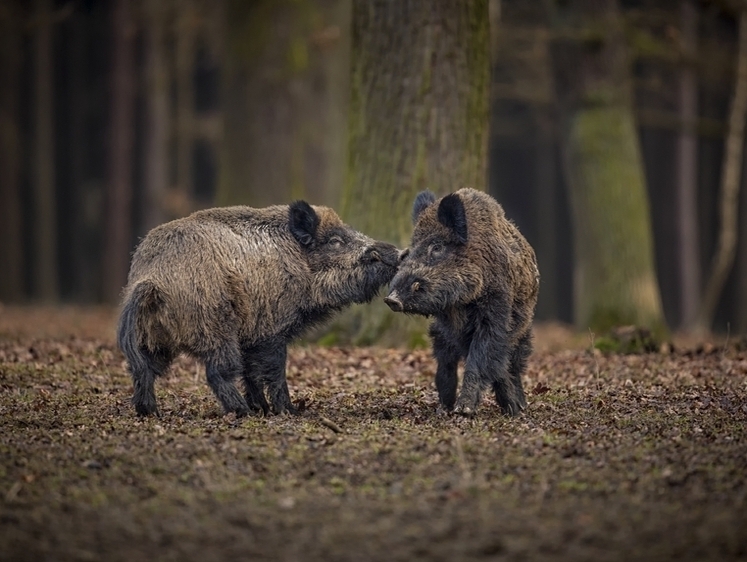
[131,347,173,417]
[507,330,532,411]
[430,324,459,411]
[204,346,250,416]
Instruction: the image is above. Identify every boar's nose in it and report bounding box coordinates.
[364,242,399,266]
[384,290,404,312]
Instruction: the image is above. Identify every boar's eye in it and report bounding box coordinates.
[429,243,444,257]
[328,236,344,248]
[412,281,421,292]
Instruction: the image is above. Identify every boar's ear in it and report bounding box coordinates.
[437,193,468,245]
[289,200,320,247]
[412,190,437,224]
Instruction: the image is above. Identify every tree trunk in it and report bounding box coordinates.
[103,0,136,303]
[33,0,58,301]
[218,0,351,208]
[695,10,747,333]
[175,0,195,211]
[550,0,667,336]
[335,0,490,344]
[677,0,700,331]
[142,0,169,232]
[0,1,24,302]
[344,0,490,245]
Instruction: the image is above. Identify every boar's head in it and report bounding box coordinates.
[384,190,484,316]
[289,201,399,309]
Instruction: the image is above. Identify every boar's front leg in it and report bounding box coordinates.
[247,342,297,415]
[429,323,460,411]
[204,344,251,417]
[240,347,270,416]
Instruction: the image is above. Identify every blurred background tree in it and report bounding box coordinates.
[1,0,747,340]
[334,0,490,345]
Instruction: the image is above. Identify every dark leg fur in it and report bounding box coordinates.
[241,346,270,415]
[204,346,250,416]
[131,347,173,416]
[430,325,460,410]
[462,316,520,417]
[505,330,532,411]
[245,343,295,415]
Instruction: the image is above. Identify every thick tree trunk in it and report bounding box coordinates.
[0,1,23,302]
[695,10,747,333]
[103,0,136,303]
[33,0,58,301]
[334,0,489,345]
[142,0,169,232]
[218,0,351,208]
[344,0,490,246]
[677,0,700,331]
[551,0,667,336]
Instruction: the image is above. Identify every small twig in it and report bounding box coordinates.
[319,417,342,434]
[5,482,22,503]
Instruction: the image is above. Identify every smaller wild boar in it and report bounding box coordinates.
[117,201,399,417]
[384,188,539,417]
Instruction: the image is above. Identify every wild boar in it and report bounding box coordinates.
[384,188,539,416]
[117,201,399,417]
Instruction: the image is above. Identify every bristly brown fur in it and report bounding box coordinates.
[117,202,399,418]
[386,188,539,417]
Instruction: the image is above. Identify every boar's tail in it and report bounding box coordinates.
[117,281,163,373]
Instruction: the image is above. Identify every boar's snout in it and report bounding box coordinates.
[362,242,399,267]
[384,290,404,312]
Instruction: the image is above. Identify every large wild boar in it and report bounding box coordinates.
[117,201,398,417]
[384,188,539,417]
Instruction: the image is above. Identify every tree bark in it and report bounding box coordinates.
[550,0,667,336]
[103,0,136,303]
[0,1,24,302]
[33,0,58,301]
[335,0,490,344]
[344,0,490,245]
[142,0,169,232]
[677,0,700,331]
[218,0,351,208]
[175,0,195,211]
[695,10,747,333]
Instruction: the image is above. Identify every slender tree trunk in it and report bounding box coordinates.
[336,0,489,344]
[695,10,747,333]
[218,0,351,208]
[550,0,667,336]
[142,0,169,231]
[33,0,58,301]
[103,0,136,303]
[677,0,700,331]
[0,0,24,302]
[175,0,195,209]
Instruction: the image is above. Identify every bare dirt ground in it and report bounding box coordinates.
[0,306,746,561]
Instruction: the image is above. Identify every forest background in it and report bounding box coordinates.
[1,0,746,342]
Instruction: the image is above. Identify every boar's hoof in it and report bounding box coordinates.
[453,402,477,417]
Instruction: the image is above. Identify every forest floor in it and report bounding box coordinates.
[0,306,746,561]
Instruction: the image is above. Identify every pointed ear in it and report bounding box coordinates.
[437,193,468,244]
[289,200,319,246]
[412,190,437,224]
